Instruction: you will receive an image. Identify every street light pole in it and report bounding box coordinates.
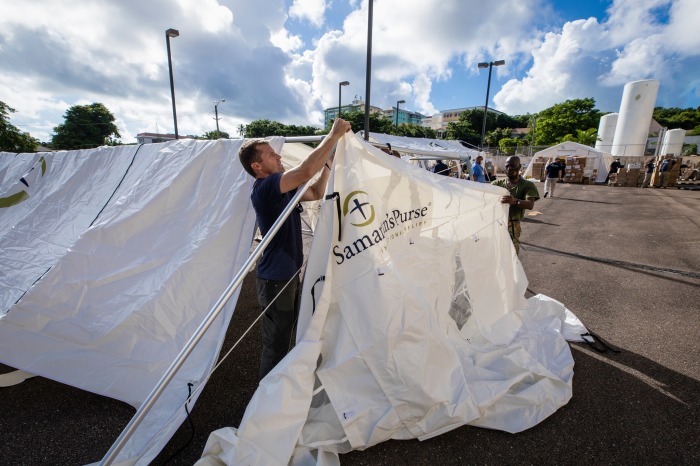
[363,0,374,141]
[338,81,349,121]
[395,99,405,127]
[214,99,225,138]
[165,28,180,139]
[477,59,505,149]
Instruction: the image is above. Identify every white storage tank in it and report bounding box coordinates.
[595,113,618,153]
[611,79,659,157]
[660,128,686,156]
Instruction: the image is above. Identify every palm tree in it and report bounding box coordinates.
[575,128,597,146]
[237,124,246,138]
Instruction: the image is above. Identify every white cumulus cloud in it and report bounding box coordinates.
[289,0,327,28]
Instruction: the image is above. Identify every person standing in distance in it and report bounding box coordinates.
[239,117,352,380]
[491,155,540,255]
[658,156,673,188]
[472,155,487,182]
[543,157,565,198]
[606,157,623,184]
[641,159,654,188]
[433,160,451,176]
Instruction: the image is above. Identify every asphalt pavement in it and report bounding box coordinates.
[1,182,698,465]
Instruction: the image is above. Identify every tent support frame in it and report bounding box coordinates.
[99,144,333,465]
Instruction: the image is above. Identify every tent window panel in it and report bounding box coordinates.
[449,253,472,330]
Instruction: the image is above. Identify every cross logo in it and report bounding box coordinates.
[343,190,375,227]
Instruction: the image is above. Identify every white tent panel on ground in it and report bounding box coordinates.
[198,133,587,466]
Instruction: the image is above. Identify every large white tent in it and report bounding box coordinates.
[0,138,277,464]
[1,134,586,465]
[198,133,587,465]
[524,141,613,183]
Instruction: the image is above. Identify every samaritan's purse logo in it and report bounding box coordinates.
[334,189,430,266]
[343,190,375,227]
[0,156,48,208]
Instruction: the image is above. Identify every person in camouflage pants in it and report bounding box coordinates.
[492,156,540,254]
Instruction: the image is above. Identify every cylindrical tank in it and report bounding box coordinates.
[660,128,686,156]
[611,80,659,157]
[595,113,618,153]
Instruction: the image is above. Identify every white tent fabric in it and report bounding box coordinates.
[1,152,41,189]
[0,138,284,465]
[197,133,586,466]
[281,142,322,232]
[368,132,479,160]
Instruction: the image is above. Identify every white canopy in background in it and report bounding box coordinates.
[524,142,614,183]
[198,133,586,466]
[0,138,287,465]
[368,132,479,160]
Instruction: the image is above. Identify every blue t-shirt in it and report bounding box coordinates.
[251,173,303,281]
[472,162,486,182]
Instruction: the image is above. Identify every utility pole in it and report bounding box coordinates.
[214,99,225,138]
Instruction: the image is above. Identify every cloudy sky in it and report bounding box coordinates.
[1,0,698,143]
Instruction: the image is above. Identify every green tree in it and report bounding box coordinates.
[237,124,246,138]
[653,107,700,131]
[244,120,286,138]
[485,127,513,147]
[337,110,395,135]
[244,120,320,138]
[0,101,38,152]
[559,128,597,145]
[682,143,698,156]
[393,123,437,138]
[51,103,120,150]
[572,128,597,146]
[444,120,480,146]
[510,113,532,129]
[202,130,230,139]
[534,98,601,145]
[457,108,490,136]
[443,108,522,146]
[498,137,519,155]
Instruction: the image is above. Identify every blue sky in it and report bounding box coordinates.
[0,0,698,143]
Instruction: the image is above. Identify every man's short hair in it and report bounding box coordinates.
[239,140,268,178]
[506,155,521,166]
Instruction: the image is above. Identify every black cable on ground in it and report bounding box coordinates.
[162,382,196,465]
[521,242,700,280]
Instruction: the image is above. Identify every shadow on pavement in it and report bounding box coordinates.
[552,196,622,205]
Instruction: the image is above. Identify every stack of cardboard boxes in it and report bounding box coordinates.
[530,161,545,181]
[563,156,585,183]
[625,167,641,187]
[609,171,626,187]
[608,167,642,187]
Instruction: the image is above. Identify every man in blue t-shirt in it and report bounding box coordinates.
[472,155,486,182]
[239,117,351,380]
